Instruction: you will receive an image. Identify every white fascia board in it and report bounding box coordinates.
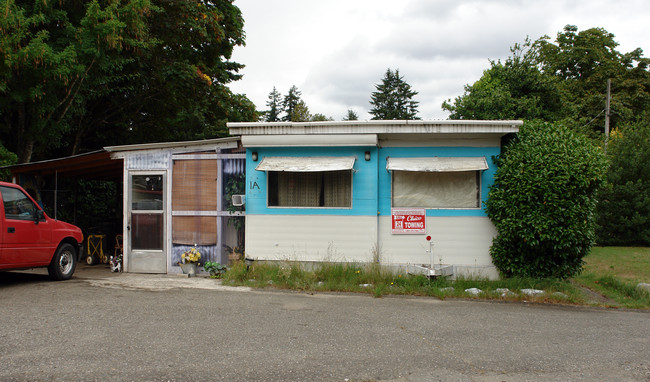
[228,120,522,136]
[104,136,239,155]
[241,134,377,147]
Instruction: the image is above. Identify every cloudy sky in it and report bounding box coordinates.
[228,0,650,121]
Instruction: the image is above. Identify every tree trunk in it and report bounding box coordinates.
[16,104,33,164]
[19,140,34,164]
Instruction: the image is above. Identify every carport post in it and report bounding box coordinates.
[54,169,58,220]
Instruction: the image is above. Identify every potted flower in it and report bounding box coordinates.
[179,246,201,276]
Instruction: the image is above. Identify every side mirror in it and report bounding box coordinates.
[34,209,44,224]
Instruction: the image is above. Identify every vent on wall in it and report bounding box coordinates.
[231,194,246,206]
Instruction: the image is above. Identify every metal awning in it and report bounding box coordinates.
[4,150,124,181]
[386,157,488,172]
[255,156,356,172]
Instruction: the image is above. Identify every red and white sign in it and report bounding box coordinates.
[391,208,426,234]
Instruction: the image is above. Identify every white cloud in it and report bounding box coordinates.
[229,0,650,121]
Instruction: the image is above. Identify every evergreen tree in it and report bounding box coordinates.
[343,109,359,121]
[369,69,420,120]
[282,85,302,122]
[264,87,282,122]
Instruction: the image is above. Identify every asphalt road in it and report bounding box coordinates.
[0,266,648,382]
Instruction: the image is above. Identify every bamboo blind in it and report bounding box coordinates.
[172,216,217,245]
[171,159,218,245]
[172,159,217,211]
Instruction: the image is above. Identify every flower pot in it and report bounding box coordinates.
[180,262,197,276]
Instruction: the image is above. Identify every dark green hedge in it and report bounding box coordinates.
[596,121,650,245]
[485,121,608,278]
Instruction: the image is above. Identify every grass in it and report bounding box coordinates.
[222,261,585,305]
[573,247,650,309]
[220,247,649,308]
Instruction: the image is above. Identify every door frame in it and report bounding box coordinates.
[125,170,167,273]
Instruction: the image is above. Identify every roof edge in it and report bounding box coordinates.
[228,120,522,135]
[104,136,240,153]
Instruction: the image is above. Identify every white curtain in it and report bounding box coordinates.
[393,171,479,208]
[275,171,351,207]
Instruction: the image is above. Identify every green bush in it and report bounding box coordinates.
[0,143,17,181]
[485,121,608,278]
[203,261,227,278]
[596,121,650,245]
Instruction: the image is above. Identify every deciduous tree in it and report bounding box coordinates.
[442,41,563,121]
[290,100,311,122]
[596,121,650,245]
[535,25,650,136]
[0,0,156,162]
[444,26,650,138]
[310,113,332,122]
[0,0,256,163]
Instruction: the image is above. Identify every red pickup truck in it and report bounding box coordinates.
[0,181,83,280]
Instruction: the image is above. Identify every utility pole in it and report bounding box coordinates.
[605,78,611,150]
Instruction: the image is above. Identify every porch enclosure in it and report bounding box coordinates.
[170,152,245,269]
[109,138,245,274]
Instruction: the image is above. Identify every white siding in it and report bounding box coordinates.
[246,215,496,267]
[245,215,377,262]
[378,216,496,267]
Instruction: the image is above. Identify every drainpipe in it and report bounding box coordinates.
[375,147,381,263]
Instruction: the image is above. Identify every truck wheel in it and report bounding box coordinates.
[48,243,77,281]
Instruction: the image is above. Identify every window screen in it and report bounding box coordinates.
[392,171,480,208]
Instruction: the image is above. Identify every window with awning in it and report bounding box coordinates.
[388,157,487,208]
[256,156,356,172]
[386,157,488,172]
[256,157,355,208]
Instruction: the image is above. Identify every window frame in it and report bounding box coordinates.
[266,169,354,209]
[391,169,483,210]
[0,186,42,221]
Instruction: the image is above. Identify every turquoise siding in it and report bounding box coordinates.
[246,146,378,216]
[246,146,500,217]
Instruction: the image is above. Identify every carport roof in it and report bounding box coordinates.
[6,150,123,181]
[4,137,242,182]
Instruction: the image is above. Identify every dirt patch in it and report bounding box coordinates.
[571,280,620,307]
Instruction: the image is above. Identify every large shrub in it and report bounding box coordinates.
[485,121,608,278]
[0,143,17,181]
[596,121,650,245]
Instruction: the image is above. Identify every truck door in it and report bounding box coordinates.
[0,185,53,266]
